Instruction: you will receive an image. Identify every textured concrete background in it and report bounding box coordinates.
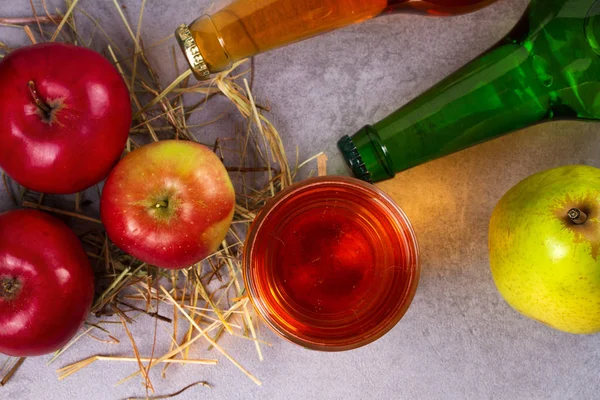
[1,0,600,399]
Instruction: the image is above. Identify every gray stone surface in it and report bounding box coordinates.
[1,0,600,399]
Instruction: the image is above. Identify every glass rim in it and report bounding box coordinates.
[243,176,420,351]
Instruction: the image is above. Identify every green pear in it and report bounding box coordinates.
[489,165,600,334]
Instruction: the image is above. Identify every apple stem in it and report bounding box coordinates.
[0,277,21,300]
[155,200,169,208]
[568,208,588,225]
[28,80,52,116]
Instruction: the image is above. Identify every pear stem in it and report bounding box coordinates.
[568,208,588,225]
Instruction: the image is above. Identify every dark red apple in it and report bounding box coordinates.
[0,209,95,357]
[100,140,236,269]
[0,43,131,194]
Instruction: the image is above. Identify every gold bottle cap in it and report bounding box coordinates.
[175,24,211,80]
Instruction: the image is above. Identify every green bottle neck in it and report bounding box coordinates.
[338,130,389,183]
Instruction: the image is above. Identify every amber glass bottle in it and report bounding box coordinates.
[176,0,498,79]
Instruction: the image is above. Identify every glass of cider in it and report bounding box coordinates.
[244,176,419,351]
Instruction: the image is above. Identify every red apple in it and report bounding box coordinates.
[0,43,131,194]
[100,140,236,269]
[0,209,95,357]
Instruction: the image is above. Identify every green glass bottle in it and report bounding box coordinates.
[339,0,600,182]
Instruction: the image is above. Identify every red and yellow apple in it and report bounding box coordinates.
[0,43,131,194]
[0,209,95,357]
[100,140,235,269]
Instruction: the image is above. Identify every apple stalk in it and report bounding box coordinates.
[28,80,52,118]
[0,277,22,301]
[155,200,169,208]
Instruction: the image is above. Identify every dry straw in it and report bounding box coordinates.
[0,0,325,396]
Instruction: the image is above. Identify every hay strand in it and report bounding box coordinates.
[159,287,262,386]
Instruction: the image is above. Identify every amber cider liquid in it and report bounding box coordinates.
[189,0,498,72]
[244,178,419,350]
